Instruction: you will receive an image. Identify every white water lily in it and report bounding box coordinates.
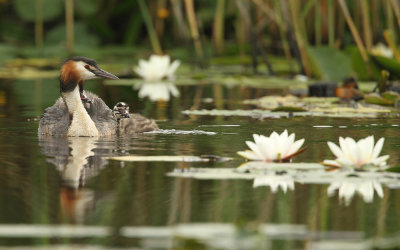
[134,55,180,81]
[253,174,295,193]
[237,130,305,162]
[328,178,384,206]
[371,43,393,58]
[323,136,389,169]
[135,82,180,101]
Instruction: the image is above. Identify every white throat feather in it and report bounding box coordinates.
[62,86,99,137]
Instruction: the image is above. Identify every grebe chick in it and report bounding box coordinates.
[113,102,159,134]
[113,102,131,120]
[38,57,119,137]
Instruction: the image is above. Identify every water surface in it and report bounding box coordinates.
[1,78,400,249]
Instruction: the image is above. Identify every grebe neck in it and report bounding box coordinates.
[61,85,99,137]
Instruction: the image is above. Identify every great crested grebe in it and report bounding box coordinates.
[38,57,158,137]
[113,102,159,134]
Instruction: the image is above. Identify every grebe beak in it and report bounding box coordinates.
[93,68,120,80]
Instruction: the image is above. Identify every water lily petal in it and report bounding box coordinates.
[245,141,265,160]
[286,138,305,157]
[339,182,356,205]
[372,137,385,160]
[371,155,389,166]
[167,84,180,97]
[327,141,345,159]
[237,150,261,161]
[167,60,181,78]
[373,182,384,198]
[327,182,341,196]
[357,181,374,203]
[344,137,357,164]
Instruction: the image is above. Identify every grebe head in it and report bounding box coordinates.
[113,102,130,120]
[58,57,119,137]
[60,57,119,93]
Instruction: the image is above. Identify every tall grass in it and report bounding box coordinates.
[65,0,74,54]
[22,0,400,75]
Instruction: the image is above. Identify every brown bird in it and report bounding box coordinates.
[335,77,364,101]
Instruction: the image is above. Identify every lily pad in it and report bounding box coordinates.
[308,46,354,81]
[182,105,394,119]
[108,155,232,162]
[167,166,400,187]
[271,106,307,112]
[364,93,394,106]
[381,91,400,103]
[371,55,400,78]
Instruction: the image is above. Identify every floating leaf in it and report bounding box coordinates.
[108,155,232,162]
[308,46,354,81]
[271,106,307,112]
[237,162,325,173]
[381,91,400,103]
[346,46,380,80]
[364,93,394,106]
[371,55,400,78]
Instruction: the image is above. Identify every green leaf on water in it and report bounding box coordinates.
[371,55,400,78]
[271,106,307,112]
[108,155,232,162]
[381,91,400,103]
[308,46,354,81]
[364,93,394,106]
[346,46,380,80]
[385,166,400,173]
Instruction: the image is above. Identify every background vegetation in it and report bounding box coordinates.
[1,0,400,81]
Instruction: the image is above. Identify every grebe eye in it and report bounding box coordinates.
[84,65,90,70]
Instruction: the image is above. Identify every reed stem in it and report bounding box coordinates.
[273,0,293,69]
[155,0,167,38]
[327,0,334,48]
[288,0,312,76]
[389,0,400,31]
[65,0,74,54]
[338,0,368,62]
[213,0,225,55]
[170,0,189,42]
[315,1,321,45]
[184,0,204,65]
[138,0,163,54]
[360,0,372,50]
[35,0,43,51]
[383,30,400,61]
[386,0,395,44]
[235,8,246,58]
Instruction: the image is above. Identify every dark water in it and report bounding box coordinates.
[0,78,400,249]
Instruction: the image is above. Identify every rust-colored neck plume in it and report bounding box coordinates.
[60,61,84,93]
